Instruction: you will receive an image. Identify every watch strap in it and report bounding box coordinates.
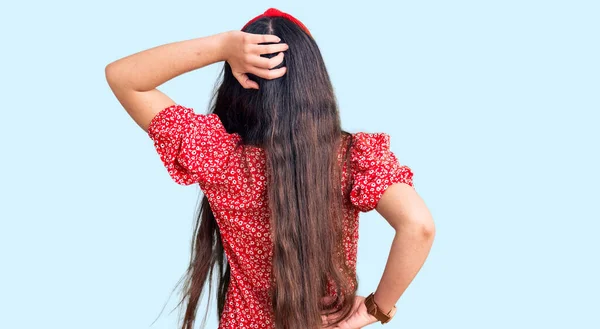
[364,292,396,324]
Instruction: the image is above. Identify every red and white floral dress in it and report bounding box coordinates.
[147,104,414,329]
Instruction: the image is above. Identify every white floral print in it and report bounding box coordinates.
[147,104,414,328]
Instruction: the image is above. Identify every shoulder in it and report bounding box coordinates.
[347,131,414,212]
[351,132,391,149]
[349,132,394,170]
[147,104,242,186]
[149,104,240,139]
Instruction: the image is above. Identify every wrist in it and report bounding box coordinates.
[215,30,235,63]
[373,292,396,316]
[365,292,397,324]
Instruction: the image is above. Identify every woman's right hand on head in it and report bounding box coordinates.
[220,31,288,89]
[321,295,380,329]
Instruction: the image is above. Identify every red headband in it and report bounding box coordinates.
[242,8,311,37]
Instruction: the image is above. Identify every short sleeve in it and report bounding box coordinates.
[147,104,241,186]
[349,132,414,212]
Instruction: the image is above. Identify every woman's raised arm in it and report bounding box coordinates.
[105,31,288,131]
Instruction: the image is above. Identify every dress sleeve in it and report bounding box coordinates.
[147,104,241,186]
[349,132,414,212]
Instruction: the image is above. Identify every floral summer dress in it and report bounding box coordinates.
[147,104,415,329]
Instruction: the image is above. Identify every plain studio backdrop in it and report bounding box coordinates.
[0,1,598,328]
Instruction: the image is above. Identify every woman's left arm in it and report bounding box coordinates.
[105,31,288,132]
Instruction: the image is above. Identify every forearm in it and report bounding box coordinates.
[106,32,228,92]
[373,222,435,313]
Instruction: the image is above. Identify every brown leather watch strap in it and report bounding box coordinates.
[364,292,396,324]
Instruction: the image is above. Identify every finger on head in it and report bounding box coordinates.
[268,52,285,69]
[248,52,284,69]
[249,33,281,44]
[252,43,289,55]
[237,73,259,89]
[247,80,259,89]
[250,66,287,80]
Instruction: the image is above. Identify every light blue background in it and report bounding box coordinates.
[1,1,598,328]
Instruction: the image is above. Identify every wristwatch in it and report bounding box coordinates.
[364,292,396,324]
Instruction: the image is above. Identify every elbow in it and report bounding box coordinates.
[104,62,124,90]
[419,216,436,241]
[401,214,435,241]
[105,62,117,86]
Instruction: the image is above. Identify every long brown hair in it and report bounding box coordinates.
[169,16,358,329]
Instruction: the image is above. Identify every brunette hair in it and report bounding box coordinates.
[164,16,358,329]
